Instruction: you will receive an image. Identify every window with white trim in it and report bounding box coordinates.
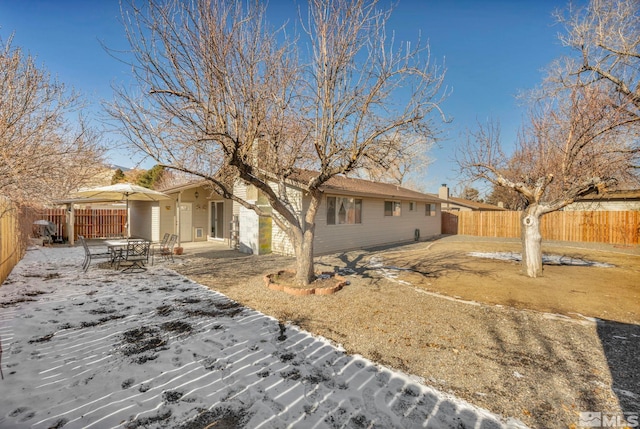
[327,196,362,225]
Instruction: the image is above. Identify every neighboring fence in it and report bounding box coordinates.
[0,198,25,285]
[441,212,459,235]
[43,208,126,240]
[444,210,640,246]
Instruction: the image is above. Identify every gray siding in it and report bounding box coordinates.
[272,193,441,256]
[311,195,441,255]
[236,181,442,256]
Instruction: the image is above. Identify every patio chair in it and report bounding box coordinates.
[153,234,177,265]
[118,239,151,273]
[79,235,112,272]
[150,233,170,262]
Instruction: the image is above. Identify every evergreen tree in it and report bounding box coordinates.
[137,165,165,189]
[111,168,127,184]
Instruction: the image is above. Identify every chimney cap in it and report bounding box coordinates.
[441,183,447,187]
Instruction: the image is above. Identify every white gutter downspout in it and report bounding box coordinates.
[176,192,182,246]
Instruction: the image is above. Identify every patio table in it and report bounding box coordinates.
[105,238,148,268]
[104,239,128,266]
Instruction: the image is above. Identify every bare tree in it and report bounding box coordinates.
[484,183,526,210]
[458,85,639,277]
[354,132,434,189]
[553,0,640,126]
[457,0,640,278]
[108,0,447,285]
[0,36,104,215]
[459,187,482,202]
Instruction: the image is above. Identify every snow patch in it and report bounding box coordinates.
[468,252,614,267]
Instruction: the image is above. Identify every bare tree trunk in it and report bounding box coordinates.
[521,205,544,278]
[294,230,316,286]
[292,192,321,286]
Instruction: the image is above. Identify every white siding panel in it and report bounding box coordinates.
[312,197,441,255]
[233,181,248,217]
[271,186,302,256]
[239,205,260,254]
[151,205,160,242]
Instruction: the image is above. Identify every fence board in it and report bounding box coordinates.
[43,208,126,240]
[449,210,640,246]
[0,198,22,285]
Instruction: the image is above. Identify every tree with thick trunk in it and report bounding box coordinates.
[458,0,640,277]
[107,0,447,285]
[458,84,638,277]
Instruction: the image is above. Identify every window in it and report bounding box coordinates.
[425,203,436,216]
[327,196,362,225]
[384,201,401,216]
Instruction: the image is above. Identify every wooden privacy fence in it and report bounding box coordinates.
[43,208,126,240]
[445,210,640,246]
[0,198,23,285]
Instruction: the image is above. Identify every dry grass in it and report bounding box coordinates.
[173,237,640,429]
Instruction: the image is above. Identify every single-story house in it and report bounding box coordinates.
[435,184,506,212]
[156,172,448,256]
[563,189,640,211]
[151,181,233,244]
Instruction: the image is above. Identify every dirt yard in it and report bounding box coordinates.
[173,236,640,429]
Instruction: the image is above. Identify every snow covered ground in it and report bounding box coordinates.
[468,252,614,267]
[0,245,527,428]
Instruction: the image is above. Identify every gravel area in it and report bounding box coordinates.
[172,236,640,429]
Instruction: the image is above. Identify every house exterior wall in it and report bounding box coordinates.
[193,206,208,242]
[236,182,275,254]
[271,190,441,256]
[270,185,304,256]
[239,204,260,254]
[310,194,441,255]
[234,181,442,256]
[159,186,231,243]
[158,199,176,240]
[129,201,160,241]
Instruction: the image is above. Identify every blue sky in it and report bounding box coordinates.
[0,0,573,194]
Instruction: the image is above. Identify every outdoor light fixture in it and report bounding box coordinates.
[194,191,199,199]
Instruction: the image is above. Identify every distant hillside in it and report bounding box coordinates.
[106,164,131,172]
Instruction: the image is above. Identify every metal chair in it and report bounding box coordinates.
[150,233,170,263]
[79,235,112,272]
[118,239,150,273]
[153,234,177,264]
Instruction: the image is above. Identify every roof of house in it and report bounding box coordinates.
[288,170,449,203]
[575,189,640,201]
[440,196,507,211]
[161,171,448,203]
[162,180,209,194]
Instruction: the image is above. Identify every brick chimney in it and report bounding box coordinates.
[438,184,449,200]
